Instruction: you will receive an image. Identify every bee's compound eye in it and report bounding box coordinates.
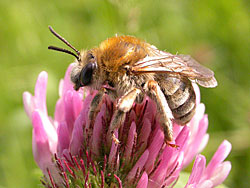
[80,63,96,86]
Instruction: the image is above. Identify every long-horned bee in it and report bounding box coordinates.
[48,26,217,144]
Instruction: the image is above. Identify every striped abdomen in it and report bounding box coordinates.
[157,75,196,125]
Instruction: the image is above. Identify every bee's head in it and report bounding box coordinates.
[70,51,97,90]
[48,26,97,90]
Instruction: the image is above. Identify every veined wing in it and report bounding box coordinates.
[132,48,217,88]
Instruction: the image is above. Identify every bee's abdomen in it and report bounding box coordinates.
[164,78,196,125]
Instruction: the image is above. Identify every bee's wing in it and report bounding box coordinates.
[132,48,217,88]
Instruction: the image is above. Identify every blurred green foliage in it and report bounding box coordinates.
[0,0,249,187]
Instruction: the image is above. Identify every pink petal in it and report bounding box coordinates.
[197,180,213,188]
[62,64,74,96]
[128,110,137,124]
[91,104,106,156]
[127,150,149,182]
[136,172,148,188]
[143,98,157,124]
[204,140,231,178]
[81,94,94,140]
[108,130,119,169]
[148,147,174,187]
[135,101,145,117]
[70,111,85,156]
[116,153,120,171]
[54,98,65,126]
[137,118,152,155]
[186,155,206,187]
[34,71,48,115]
[209,161,231,186]
[175,125,190,151]
[57,122,70,157]
[144,129,164,173]
[124,121,137,163]
[23,71,49,119]
[163,152,184,186]
[64,91,75,136]
[32,111,53,172]
[58,79,64,97]
[167,126,189,172]
[173,122,184,140]
[81,94,94,122]
[73,91,83,119]
[198,134,209,153]
[23,92,35,119]
[189,103,205,136]
[183,115,208,167]
[32,110,57,153]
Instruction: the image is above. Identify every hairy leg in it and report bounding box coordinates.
[146,80,174,142]
[88,88,106,121]
[108,88,142,144]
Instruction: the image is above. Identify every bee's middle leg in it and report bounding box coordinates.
[146,80,174,142]
[108,88,142,144]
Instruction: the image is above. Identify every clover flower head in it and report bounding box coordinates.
[23,64,231,187]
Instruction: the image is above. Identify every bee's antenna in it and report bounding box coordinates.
[48,26,81,61]
[48,46,80,60]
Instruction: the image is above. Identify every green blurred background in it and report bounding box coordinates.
[0,0,249,187]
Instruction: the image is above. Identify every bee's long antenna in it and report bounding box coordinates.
[48,46,80,60]
[48,26,81,58]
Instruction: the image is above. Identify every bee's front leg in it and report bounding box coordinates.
[146,80,174,143]
[108,88,141,145]
[88,88,106,122]
[88,85,117,121]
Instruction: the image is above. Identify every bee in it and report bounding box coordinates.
[48,26,217,144]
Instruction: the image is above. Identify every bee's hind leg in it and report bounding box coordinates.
[108,88,142,145]
[145,80,175,143]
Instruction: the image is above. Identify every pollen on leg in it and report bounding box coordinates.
[112,131,120,145]
[166,142,180,149]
